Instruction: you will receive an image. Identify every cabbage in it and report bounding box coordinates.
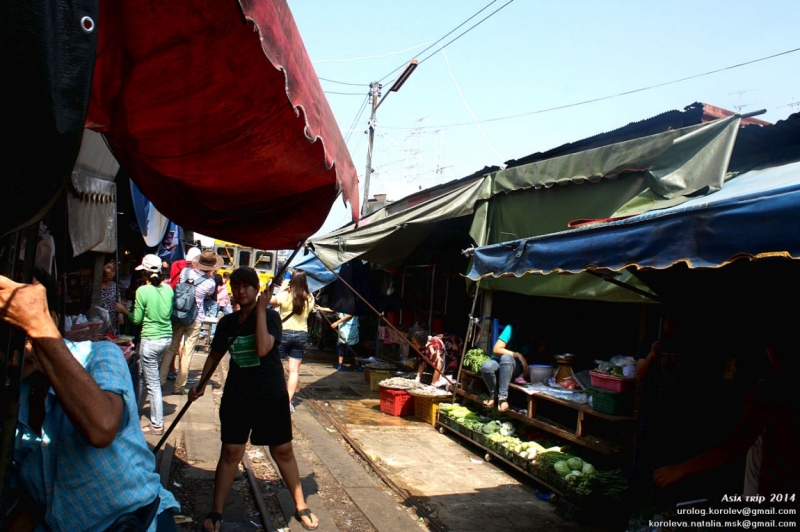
[554,461,571,477]
[567,457,584,471]
[565,470,583,483]
[582,462,596,475]
[499,421,515,436]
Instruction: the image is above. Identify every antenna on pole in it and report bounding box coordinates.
[729,89,758,113]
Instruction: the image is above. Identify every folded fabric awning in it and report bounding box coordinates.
[466,160,800,282]
[292,253,340,293]
[85,0,358,250]
[310,177,489,269]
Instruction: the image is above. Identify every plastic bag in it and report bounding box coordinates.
[610,355,636,367]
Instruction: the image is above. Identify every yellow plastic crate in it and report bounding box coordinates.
[369,370,392,392]
[414,395,449,425]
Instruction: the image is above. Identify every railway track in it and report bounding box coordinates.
[237,389,447,531]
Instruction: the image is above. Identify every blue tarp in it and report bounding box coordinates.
[467,160,800,280]
[291,253,339,293]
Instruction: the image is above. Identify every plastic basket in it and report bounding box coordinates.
[438,412,459,431]
[587,386,620,415]
[414,395,448,425]
[589,371,635,393]
[369,370,392,391]
[379,387,415,416]
[512,451,530,470]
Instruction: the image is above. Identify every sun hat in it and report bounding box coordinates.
[135,254,162,273]
[192,249,223,272]
[185,247,202,262]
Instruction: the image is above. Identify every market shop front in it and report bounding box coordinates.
[464,155,800,522]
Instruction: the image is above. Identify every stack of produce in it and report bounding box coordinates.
[463,348,490,372]
[534,451,627,500]
[378,377,424,389]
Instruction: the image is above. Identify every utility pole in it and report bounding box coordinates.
[362,82,381,218]
[361,59,419,218]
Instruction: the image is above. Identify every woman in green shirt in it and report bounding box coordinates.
[117,254,174,434]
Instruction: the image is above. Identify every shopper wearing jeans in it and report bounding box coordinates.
[480,324,527,413]
[117,254,173,435]
[271,270,315,412]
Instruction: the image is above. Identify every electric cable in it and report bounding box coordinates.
[324,90,370,96]
[378,0,508,82]
[319,77,368,86]
[379,45,800,130]
[416,0,516,67]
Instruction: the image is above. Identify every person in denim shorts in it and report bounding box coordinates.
[271,270,315,412]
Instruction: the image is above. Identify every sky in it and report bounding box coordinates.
[287,0,800,237]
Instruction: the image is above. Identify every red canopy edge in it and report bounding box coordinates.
[238,0,359,215]
[85,0,359,250]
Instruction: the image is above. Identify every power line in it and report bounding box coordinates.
[319,77,368,87]
[314,41,436,64]
[324,90,369,96]
[417,0,516,67]
[378,0,506,82]
[379,45,800,130]
[344,94,369,144]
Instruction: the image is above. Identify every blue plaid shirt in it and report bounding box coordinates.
[15,340,179,532]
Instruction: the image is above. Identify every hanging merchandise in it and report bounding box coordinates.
[157,223,184,264]
[68,173,117,255]
[35,223,56,275]
[130,178,170,247]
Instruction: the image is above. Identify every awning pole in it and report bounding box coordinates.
[309,251,448,380]
[0,223,40,513]
[586,270,661,302]
[452,196,495,402]
[153,241,304,454]
[452,280,482,404]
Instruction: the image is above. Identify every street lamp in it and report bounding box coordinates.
[361,59,418,218]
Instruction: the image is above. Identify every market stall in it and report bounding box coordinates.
[460,151,800,518]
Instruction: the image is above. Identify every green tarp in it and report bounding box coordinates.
[310,116,740,303]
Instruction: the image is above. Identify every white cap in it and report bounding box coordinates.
[135,254,162,273]
[185,247,201,261]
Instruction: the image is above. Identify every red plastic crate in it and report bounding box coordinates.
[379,387,415,417]
[589,371,635,393]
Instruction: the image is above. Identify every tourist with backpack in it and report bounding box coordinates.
[160,249,222,394]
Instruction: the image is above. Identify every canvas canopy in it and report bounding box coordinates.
[312,117,742,302]
[466,159,800,287]
[86,0,360,250]
[310,177,490,270]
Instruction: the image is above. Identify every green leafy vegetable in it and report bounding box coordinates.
[567,457,584,471]
[554,461,571,477]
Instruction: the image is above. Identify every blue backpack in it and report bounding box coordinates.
[171,269,209,325]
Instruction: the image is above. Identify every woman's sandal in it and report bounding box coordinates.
[203,512,222,532]
[295,508,319,530]
[498,399,510,412]
[482,398,496,407]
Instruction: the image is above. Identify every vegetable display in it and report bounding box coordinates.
[439,402,628,500]
[463,348,490,372]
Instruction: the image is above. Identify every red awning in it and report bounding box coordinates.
[85,0,358,250]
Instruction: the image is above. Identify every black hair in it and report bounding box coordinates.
[408,329,429,346]
[142,269,163,287]
[229,267,259,290]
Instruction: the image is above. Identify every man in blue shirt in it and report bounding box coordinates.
[0,274,179,531]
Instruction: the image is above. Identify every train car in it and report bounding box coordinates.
[214,240,278,291]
